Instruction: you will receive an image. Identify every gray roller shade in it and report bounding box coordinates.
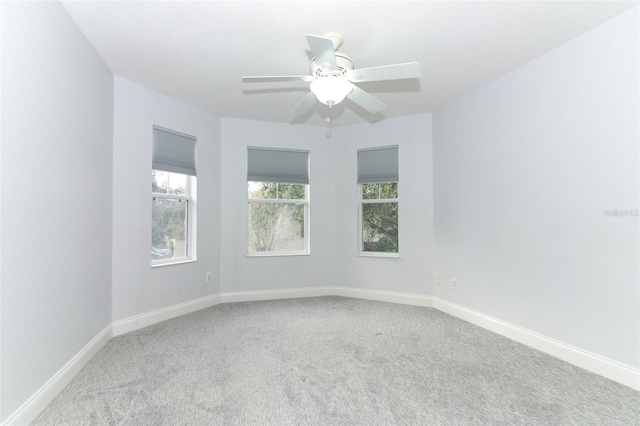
[247,147,309,184]
[357,145,398,183]
[153,126,197,176]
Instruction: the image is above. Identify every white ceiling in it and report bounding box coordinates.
[61,1,637,127]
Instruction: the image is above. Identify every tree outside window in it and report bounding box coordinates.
[248,182,308,254]
[361,182,398,253]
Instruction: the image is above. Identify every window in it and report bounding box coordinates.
[152,126,196,265]
[247,148,309,255]
[360,182,398,253]
[248,182,308,254]
[358,146,399,255]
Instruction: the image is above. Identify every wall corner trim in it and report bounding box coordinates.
[112,293,221,336]
[432,297,640,391]
[2,324,113,426]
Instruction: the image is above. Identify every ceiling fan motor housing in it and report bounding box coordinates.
[310,52,354,78]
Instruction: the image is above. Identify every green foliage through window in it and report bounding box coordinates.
[362,182,398,200]
[362,182,398,253]
[248,182,307,253]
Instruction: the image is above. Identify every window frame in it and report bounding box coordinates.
[151,171,197,267]
[247,182,310,257]
[358,181,399,258]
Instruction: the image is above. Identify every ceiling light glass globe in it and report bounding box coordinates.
[310,77,352,106]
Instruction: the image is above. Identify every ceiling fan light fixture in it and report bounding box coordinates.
[243,33,421,116]
[310,77,352,107]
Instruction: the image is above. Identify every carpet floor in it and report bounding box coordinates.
[33,296,639,425]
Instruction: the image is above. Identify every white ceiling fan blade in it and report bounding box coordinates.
[291,92,317,115]
[243,75,314,83]
[346,83,386,114]
[305,35,338,70]
[347,62,421,83]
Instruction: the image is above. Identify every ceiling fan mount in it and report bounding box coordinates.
[320,32,344,50]
[243,33,421,115]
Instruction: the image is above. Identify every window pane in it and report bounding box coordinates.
[152,198,187,260]
[380,182,398,199]
[362,202,398,253]
[362,183,380,200]
[277,183,305,200]
[167,172,187,195]
[248,182,305,200]
[152,170,168,193]
[248,202,305,252]
[248,181,277,199]
[152,170,187,195]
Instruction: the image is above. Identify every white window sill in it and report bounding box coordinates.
[358,252,399,258]
[151,258,197,268]
[247,252,310,258]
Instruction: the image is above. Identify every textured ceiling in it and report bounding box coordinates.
[61,1,637,126]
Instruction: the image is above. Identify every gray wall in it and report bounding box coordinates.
[0,1,114,420]
[218,114,435,296]
[112,77,221,322]
[220,118,336,292]
[334,115,435,295]
[432,7,639,367]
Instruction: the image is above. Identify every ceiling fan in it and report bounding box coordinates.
[242,33,421,115]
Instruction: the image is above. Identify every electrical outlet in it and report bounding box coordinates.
[435,274,440,284]
[452,278,458,289]
[206,272,213,282]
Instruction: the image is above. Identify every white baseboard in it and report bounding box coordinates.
[3,324,112,426]
[112,287,336,337]
[112,293,221,336]
[334,286,434,307]
[220,286,335,303]
[433,297,640,391]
